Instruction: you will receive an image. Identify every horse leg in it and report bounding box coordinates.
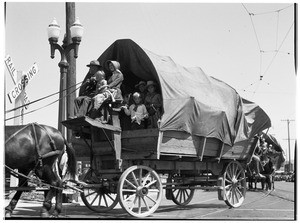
[52,186,63,217]
[40,164,64,218]
[40,188,56,217]
[5,171,29,217]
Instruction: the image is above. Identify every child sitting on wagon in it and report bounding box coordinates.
[89,60,124,122]
[122,92,148,130]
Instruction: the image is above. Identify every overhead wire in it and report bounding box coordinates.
[5,81,83,121]
[5,81,83,114]
[241,4,294,95]
[251,4,293,16]
[261,21,294,78]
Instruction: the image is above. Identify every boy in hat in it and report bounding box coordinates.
[135,81,146,103]
[144,80,162,128]
[122,92,148,130]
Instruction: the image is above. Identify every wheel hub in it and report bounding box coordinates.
[137,186,148,197]
[232,177,238,185]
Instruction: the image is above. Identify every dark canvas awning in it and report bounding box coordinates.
[81,39,271,146]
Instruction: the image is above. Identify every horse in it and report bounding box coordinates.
[5,123,77,218]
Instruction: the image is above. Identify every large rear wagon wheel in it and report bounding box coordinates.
[222,161,246,208]
[80,168,118,212]
[117,165,163,218]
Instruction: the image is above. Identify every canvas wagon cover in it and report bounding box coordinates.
[81,39,271,146]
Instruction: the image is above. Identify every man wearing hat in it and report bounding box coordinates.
[74,60,104,117]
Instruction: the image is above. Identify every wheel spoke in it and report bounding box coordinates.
[225,178,232,184]
[236,168,243,178]
[228,165,233,179]
[225,184,232,189]
[233,163,237,176]
[233,188,239,204]
[139,168,143,185]
[145,194,157,203]
[183,190,187,202]
[138,197,142,214]
[98,194,102,206]
[142,197,150,211]
[184,189,190,199]
[179,189,183,202]
[175,189,180,200]
[148,189,160,193]
[129,195,138,211]
[130,172,139,187]
[106,193,115,202]
[122,188,136,192]
[125,179,137,189]
[145,179,157,188]
[125,194,135,202]
[235,187,243,198]
[142,172,151,186]
[238,176,245,182]
[103,194,108,207]
[85,190,97,198]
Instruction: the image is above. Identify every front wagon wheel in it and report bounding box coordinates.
[80,168,118,212]
[222,161,246,208]
[117,165,163,218]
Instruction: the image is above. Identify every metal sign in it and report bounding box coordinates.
[7,63,39,104]
[4,55,17,84]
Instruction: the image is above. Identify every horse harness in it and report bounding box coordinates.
[5,123,62,168]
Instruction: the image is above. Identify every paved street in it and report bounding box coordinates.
[4,181,295,220]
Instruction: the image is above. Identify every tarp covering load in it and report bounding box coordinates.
[81,39,271,146]
[241,98,272,139]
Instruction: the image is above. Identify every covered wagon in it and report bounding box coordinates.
[63,39,271,217]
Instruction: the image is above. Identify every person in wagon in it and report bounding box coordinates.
[135,81,147,103]
[250,135,266,178]
[106,60,124,101]
[144,80,162,128]
[119,93,133,130]
[73,60,104,117]
[122,92,148,130]
[89,60,124,121]
[91,80,117,123]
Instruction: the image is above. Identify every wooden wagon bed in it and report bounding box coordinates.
[62,115,257,175]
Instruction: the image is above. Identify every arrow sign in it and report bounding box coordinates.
[4,55,17,84]
[7,63,39,103]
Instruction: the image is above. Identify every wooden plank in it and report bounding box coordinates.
[62,116,121,132]
[218,142,225,163]
[112,111,122,170]
[198,137,206,161]
[121,128,159,139]
[157,131,164,159]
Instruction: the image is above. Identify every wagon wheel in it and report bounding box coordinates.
[80,168,118,212]
[222,161,246,208]
[117,165,163,218]
[170,174,195,206]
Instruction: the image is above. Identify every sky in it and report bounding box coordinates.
[3,2,297,161]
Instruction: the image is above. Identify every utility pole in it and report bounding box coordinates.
[281,119,295,172]
[66,2,76,141]
[294,3,297,74]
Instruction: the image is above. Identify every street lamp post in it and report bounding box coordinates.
[47,17,83,136]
